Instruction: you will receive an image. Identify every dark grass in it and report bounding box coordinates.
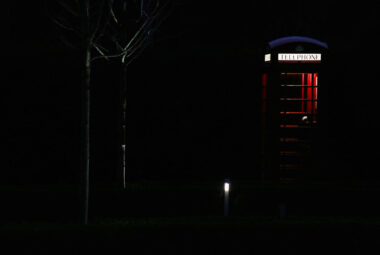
[3,180,380,254]
[2,216,380,254]
[3,180,380,221]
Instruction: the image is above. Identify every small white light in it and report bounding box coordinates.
[265,54,271,62]
[224,182,230,192]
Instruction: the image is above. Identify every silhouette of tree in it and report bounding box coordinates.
[47,0,171,224]
[91,0,172,189]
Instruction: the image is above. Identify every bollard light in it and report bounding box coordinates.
[224,179,230,216]
[224,182,230,193]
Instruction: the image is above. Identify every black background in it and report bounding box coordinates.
[3,1,380,185]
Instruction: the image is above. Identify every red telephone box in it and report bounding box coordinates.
[261,36,328,180]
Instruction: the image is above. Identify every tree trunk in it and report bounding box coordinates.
[81,46,91,224]
[81,0,91,225]
[121,64,127,188]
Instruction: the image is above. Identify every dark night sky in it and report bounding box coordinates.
[3,1,380,184]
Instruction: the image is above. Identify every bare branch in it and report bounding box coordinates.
[152,0,161,15]
[110,5,119,24]
[90,0,107,42]
[59,34,80,50]
[125,32,147,56]
[125,37,151,66]
[86,0,172,64]
[148,2,172,33]
[93,44,109,60]
[121,54,127,64]
[91,0,117,46]
[124,0,170,50]
[91,51,126,62]
[115,40,124,51]
[51,15,80,35]
[123,17,150,51]
[93,42,109,53]
[56,0,80,17]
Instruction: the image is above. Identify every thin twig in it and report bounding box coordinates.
[56,0,80,17]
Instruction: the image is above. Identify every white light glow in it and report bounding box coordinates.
[265,54,271,62]
[224,182,230,192]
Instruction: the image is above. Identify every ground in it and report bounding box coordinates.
[2,180,380,254]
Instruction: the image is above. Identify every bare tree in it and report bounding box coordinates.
[90,0,172,189]
[47,0,171,223]
[47,0,118,224]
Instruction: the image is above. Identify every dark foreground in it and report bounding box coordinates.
[3,217,380,254]
[2,180,380,254]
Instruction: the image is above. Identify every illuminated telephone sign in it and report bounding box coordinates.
[260,36,328,180]
[278,53,321,62]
